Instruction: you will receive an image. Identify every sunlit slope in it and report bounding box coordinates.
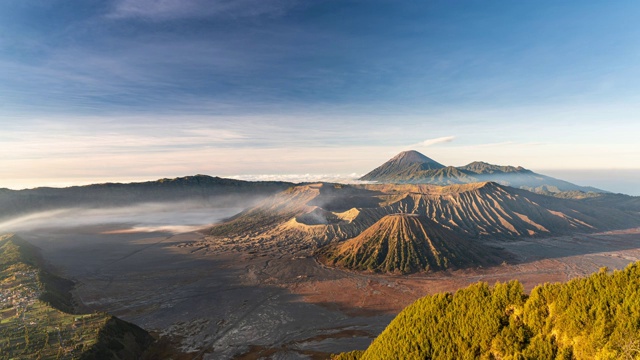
[376,182,637,239]
[334,263,640,360]
[210,182,639,248]
[0,234,153,360]
[318,214,505,273]
[209,183,387,247]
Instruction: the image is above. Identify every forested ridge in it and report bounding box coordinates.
[334,262,640,359]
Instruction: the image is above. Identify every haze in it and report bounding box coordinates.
[1,1,639,193]
[0,202,242,234]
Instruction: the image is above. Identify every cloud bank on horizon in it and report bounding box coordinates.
[0,1,639,192]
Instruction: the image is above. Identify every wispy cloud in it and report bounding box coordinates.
[417,136,456,147]
[109,0,295,21]
[0,203,237,234]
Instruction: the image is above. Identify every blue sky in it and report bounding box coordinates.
[1,0,639,194]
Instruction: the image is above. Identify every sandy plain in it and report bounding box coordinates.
[17,210,640,359]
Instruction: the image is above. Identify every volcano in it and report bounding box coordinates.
[360,150,605,194]
[360,150,445,181]
[318,213,504,274]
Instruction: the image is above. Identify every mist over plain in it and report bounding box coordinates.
[0,201,243,234]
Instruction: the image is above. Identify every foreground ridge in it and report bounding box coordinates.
[0,234,154,359]
[334,262,640,359]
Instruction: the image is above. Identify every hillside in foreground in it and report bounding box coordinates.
[334,262,640,360]
[0,234,154,359]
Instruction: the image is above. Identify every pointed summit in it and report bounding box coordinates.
[360,150,445,181]
[389,150,444,168]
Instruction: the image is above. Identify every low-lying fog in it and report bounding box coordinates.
[0,202,243,234]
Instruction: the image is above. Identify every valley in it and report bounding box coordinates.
[17,221,640,359]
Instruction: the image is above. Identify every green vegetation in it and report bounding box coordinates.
[0,234,153,359]
[334,263,640,359]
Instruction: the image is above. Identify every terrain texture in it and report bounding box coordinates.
[208,182,640,274]
[317,214,504,273]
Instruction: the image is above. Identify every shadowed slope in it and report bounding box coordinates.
[579,192,640,212]
[318,214,505,274]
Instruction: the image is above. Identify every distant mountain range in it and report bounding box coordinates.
[0,175,292,221]
[360,150,606,194]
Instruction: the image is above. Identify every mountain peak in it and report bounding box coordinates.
[360,152,607,193]
[360,151,445,181]
[390,150,443,167]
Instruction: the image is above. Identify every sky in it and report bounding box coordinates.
[1,0,639,194]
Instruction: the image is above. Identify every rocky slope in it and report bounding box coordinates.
[208,182,640,270]
[318,214,506,274]
[378,182,634,240]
